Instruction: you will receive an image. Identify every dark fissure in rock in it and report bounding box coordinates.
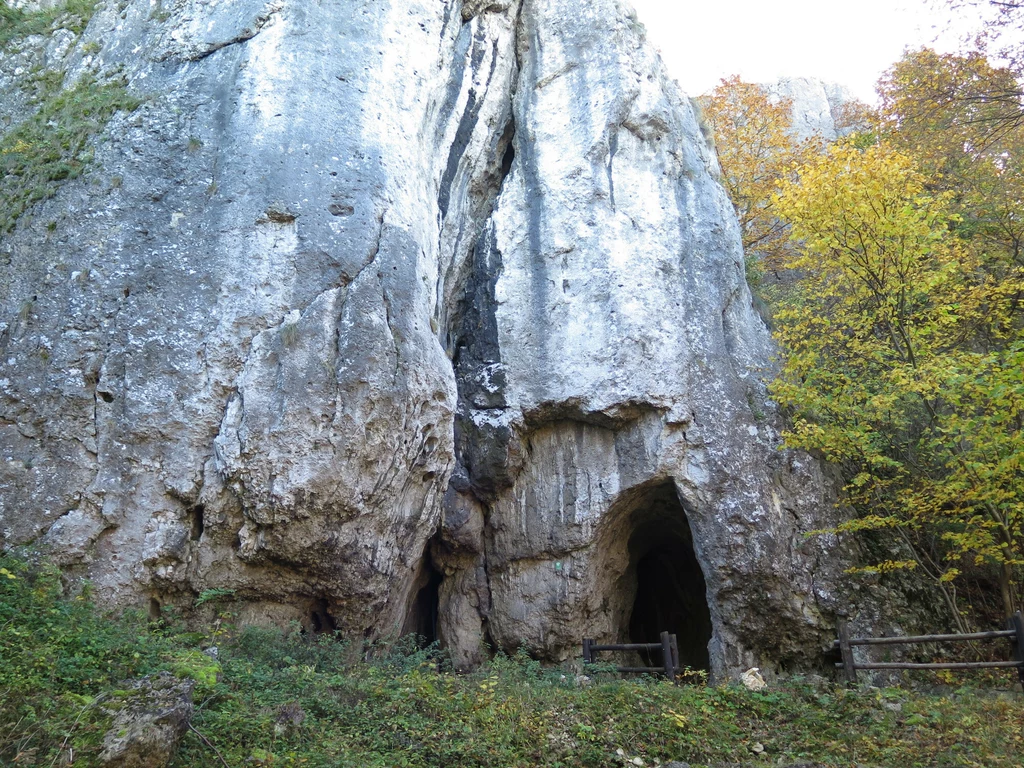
[625,483,712,671]
[403,560,443,647]
[309,598,338,634]
[499,133,515,179]
[189,505,205,542]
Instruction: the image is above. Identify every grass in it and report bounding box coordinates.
[0,1,138,232]
[0,0,98,50]
[2,552,1022,767]
[0,71,141,232]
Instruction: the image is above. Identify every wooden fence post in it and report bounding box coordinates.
[660,631,675,682]
[669,633,680,673]
[838,619,858,685]
[1010,612,1024,686]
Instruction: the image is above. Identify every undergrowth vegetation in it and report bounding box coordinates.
[0,0,98,50]
[1,554,1022,767]
[0,72,140,232]
[0,1,138,232]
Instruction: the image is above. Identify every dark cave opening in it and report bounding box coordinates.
[309,598,338,635]
[626,483,712,672]
[403,561,443,647]
[500,136,515,179]
[189,504,205,542]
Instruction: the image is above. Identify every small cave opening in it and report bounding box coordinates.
[821,641,843,675]
[625,483,712,672]
[188,504,205,542]
[499,136,515,179]
[309,598,338,635]
[402,557,443,647]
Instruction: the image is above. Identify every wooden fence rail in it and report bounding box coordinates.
[834,611,1024,686]
[582,631,679,680]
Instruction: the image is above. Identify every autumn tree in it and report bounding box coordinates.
[771,140,1024,619]
[878,48,1024,267]
[914,2,1024,138]
[698,77,818,284]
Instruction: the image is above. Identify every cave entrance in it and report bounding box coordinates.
[626,483,712,672]
[402,558,443,647]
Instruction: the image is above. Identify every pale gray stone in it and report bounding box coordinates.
[0,0,852,680]
[762,76,861,142]
[99,673,194,768]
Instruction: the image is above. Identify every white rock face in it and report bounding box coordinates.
[762,76,860,142]
[0,0,847,679]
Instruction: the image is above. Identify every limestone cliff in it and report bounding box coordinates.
[0,0,846,680]
[762,76,862,142]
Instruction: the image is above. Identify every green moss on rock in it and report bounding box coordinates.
[0,0,99,49]
[0,72,141,232]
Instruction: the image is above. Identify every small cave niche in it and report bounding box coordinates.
[499,135,515,179]
[188,504,205,542]
[821,641,843,675]
[624,482,713,672]
[308,598,338,635]
[402,556,443,647]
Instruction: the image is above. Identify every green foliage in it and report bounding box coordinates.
[771,139,1024,617]
[0,0,98,49]
[0,554,191,765]
[178,637,1024,768]
[194,587,236,607]
[165,649,221,691]
[2,553,1023,767]
[0,71,140,232]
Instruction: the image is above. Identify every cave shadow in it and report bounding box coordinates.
[622,482,712,672]
[402,555,443,648]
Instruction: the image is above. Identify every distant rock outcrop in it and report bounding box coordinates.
[0,0,849,680]
[762,77,863,142]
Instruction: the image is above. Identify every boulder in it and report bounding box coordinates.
[99,673,195,768]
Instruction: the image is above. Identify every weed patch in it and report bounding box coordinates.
[0,71,140,232]
[0,0,98,50]
[2,552,1022,767]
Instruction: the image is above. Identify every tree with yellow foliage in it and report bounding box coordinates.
[878,48,1024,267]
[698,77,818,285]
[771,140,1024,618]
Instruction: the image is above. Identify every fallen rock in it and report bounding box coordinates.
[741,667,767,691]
[99,673,195,768]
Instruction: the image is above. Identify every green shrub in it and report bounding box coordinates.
[0,71,141,232]
[0,0,99,49]
[2,552,1023,768]
[0,553,187,765]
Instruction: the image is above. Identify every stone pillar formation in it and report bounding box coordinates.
[0,0,845,680]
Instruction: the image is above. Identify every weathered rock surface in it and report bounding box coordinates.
[762,77,861,142]
[1,0,847,680]
[99,673,194,768]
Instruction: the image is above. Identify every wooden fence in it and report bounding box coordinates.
[834,611,1024,685]
[582,631,679,680]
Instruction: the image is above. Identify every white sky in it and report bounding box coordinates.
[629,0,978,102]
